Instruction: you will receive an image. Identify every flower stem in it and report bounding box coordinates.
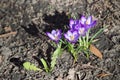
[68,43,78,62]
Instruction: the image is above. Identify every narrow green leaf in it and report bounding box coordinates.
[90,28,104,43]
[40,58,49,72]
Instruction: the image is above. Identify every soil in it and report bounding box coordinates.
[0,0,120,80]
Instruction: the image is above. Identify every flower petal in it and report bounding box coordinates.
[64,34,70,40]
[56,30,61,36]
[74,24,82,30]
[91,20,97,27]
[74,20,79,24]
[73,31,78,36]
[78,27,88,36]
[67,30,73,36]
[74,36,79,41]
[86,16,92,25]
[51,30,56,34]
[80,16,86,24]
[69,19,75,29]
[78,28,84,34]
[47,32,55,40]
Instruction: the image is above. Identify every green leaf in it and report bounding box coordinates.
[40,58,49,72]
[23,62,42,71]
[90,28,104,43]
[23,62,30,70]
[50,47,62,70]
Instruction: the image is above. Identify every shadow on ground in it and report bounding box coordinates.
[43,11,69,32]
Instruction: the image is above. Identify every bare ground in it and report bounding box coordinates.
[0,0,120,80]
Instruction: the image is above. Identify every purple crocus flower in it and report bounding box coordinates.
[77,26,88,36]
[69,19,79,29]
[64,30,79,43]
[46,30,61,42]
[69,18,88,36]
[80,15,97,28]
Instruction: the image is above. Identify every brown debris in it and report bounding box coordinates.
[90,44,103,59]
[97,73,111,78]
[4,26,12,32]
[0,31,17,38]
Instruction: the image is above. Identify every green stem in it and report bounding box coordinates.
[84,51,90,59]
[68,43,77,62]
[79,37,82,46]
[86,29,90,48]
[83,37,86,49]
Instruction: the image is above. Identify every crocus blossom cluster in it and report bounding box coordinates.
[23,15,101,72]
[66,15,97,42]
[45,15,100,70]
[47,15,96,43]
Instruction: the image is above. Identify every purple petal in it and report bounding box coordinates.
[74,34,79,40]
[74,20,79,24]
[78,27,88,36]
[74,36,79,41]
[57,34,61,40]
[91,20,97,27]
[71,36,79,43]
[69,19,75,29]
[73,31,78,36]
[64,31,73,42]
[67,30,73,36]
[47,32,55,40]
[56,30,61,36]
[87,20,97,29]
[80,16,86,24]
[74,24,81,30]
[51,30,56,34]
[64,34,70,40]
[86,16,92,25]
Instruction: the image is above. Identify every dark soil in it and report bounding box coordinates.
[0,0,120,80]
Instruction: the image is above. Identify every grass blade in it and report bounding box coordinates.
[40,58,49,72]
